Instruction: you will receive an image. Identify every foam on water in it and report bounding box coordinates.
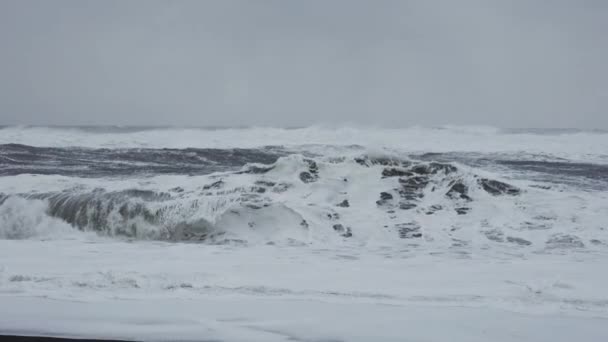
[1,151,606,255]
[1,125,607,163]
[1,126,608,340]
[0,197,76,239]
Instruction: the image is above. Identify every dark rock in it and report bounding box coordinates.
[382,168,413,178]
[169,187,185,193]
[355,156,406,167]
[520,221,552,230]
[300,220,309,228]
[250,186,266,194]
[299,172,315,183]
[590,239,603,245]
[399,203,417,210]
[425,204,443,215]
[478,178,520,196]
[203,180,224,190]
[354,158,369,166]
[533,215,555,221]
[376,192,394,206]
[411,165,430,175]
[428,162,458,174]
[298,160,320,183]
[546,234,585,248]
[451,239,469,248]
[507,236,532,246]
[395,222,422,239]
[326,212,340,220]
[484,229,505,242]
[408,162,456,175]
[240,193,261,201]
[446,181,472,201]
[398,175,428,202]
[455,207,470,215]
[398,191,421,202]
[399,176,429,193]
[336,199,350,208]
[272,183,291,193]
[304,159,318,173]
[309,162,318,172]
[380,192,393,200]
[255,180,276,187]
[333,224,352,237]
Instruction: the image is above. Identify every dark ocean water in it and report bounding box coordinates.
[2,143,607,191]
[0,143,285,177]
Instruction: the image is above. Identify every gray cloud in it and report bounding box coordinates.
[0,0,606,128]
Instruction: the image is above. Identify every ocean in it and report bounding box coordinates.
[0,125,607,341]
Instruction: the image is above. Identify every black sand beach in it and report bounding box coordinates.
[0,336,135,342]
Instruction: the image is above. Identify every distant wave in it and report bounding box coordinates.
[2,143,608,186]
[0,125,607,165]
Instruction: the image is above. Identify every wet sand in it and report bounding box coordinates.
[0,336,135,342]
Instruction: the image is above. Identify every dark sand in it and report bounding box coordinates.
[0,336,135,342]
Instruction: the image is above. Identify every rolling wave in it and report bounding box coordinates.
[1,153,606,252]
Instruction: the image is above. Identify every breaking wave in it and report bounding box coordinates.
[0,197,75,239]
[1,152,606,252]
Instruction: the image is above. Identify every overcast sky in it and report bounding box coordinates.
[0,0,606,128]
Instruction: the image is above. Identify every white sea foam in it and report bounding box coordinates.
[1,240,607,341]
[0,153,606,253]
[1,125,607,163]
[0,197,75,239]
[1,126,607,341]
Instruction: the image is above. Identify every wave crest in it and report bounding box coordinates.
[1,153,605,252]
[0,197,74,239]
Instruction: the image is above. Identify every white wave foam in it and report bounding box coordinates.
[214,203,310,243]
[1,153,605,253]
[1,125,607,163]
[0,197,76,239]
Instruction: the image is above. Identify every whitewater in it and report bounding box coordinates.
[1,125,607,341]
